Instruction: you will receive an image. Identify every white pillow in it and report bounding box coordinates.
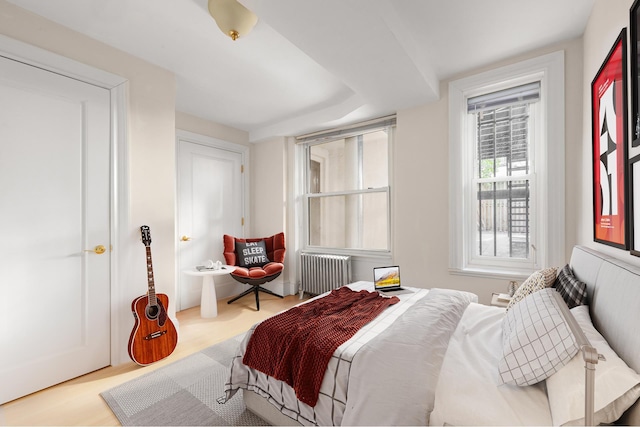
[546,305,640,426]
[499,288,578,386]
[506,267,557,311]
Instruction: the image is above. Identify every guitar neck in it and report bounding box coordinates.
[145,246,157,305]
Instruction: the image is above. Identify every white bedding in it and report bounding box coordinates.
[226,247,640,426]
[342,287,477,426]
[224,282,477,426]
[429,302,553,426]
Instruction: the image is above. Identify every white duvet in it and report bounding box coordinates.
[429,302,553,426]
[342,287,477,426]
[224,282,477,426]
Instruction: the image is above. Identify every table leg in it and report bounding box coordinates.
[200,275,218,318]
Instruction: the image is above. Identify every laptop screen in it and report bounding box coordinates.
[373,266,401,290]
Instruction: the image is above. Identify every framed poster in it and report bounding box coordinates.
[630,2,640,256]
[630,160,640,256]
[592,28,628,249]
[631,0,640,147]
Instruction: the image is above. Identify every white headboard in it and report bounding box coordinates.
[570,245,640,374]
[570,245,640,424]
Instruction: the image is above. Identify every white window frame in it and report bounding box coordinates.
[297,119,394,257]
[449,51,565,278]
[469,87,539,271]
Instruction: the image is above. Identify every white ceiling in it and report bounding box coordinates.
[8,0,594,142]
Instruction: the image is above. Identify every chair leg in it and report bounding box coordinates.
[227,286,255,304]
[256,286,284,299]
[227,284,284,311]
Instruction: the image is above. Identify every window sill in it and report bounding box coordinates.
[449,267,531,282]
[302,247,391,259]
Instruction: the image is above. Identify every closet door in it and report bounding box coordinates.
[0,55,111,404]
[177,135,244,310]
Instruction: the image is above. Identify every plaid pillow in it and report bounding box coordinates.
[554,264,587,309]
[499,288,578,386]
[506,267,558,312]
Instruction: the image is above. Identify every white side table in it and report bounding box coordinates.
[183,266,236,318]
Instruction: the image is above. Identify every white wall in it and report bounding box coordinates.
[394,37,584,304]
[0,0,177,365]
[250,137,292,295]
[0,1,265,365]
[251,137,287,236]
[176,111,250,147]
[266,39,585,305]
[577,0,640,266]
[394,0,640,302]
[3,0,631,355]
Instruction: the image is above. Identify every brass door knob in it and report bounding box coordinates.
[85,245,106,254]
[180,236,192,242]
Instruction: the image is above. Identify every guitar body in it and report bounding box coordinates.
[129,225,178,366]
[128,293,178,366]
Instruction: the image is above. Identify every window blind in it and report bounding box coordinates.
[296,115,396,145]
[467,82,540,113]
[476,105,529,162]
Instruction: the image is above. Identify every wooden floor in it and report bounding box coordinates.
[0,293,303,426]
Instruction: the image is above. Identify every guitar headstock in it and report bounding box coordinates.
[140,225,152,247]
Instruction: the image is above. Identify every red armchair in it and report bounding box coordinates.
[223,232,285,310]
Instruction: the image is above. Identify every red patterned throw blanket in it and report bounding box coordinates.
[242,287,400,406]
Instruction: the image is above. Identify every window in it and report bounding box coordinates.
[471,82,538,261]
[449,52,565,277]
[298,117,394,253]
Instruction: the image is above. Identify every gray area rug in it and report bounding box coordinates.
[101,333,267,426]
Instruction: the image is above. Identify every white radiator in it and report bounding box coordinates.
[300,253,352,296]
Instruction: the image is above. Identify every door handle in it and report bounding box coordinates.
[84,245,106,255]
[180,236,192,242]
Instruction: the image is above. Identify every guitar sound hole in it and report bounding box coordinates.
[146,304,160,320]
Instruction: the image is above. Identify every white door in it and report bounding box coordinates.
[177,138,244,310]
[0,55,111,404]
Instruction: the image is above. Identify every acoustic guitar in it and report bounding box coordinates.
[128,225,178,365]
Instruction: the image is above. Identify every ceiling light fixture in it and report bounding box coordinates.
[208,0,258,41]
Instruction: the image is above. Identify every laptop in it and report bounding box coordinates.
[373,265,406,292]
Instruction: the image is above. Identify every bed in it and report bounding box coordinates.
[223,246,640,425]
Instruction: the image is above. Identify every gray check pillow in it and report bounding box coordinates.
[498,288,578,386]
[553,264,587,309]
[506,267,557,311]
